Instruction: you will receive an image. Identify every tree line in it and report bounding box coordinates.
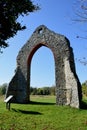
[30,86,55,95]
[0,84,55,96]
[0,81,87,97]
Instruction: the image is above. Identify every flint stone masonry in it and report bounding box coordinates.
[5,25,82,108]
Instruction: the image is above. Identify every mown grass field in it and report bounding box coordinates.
[0,95,87,130]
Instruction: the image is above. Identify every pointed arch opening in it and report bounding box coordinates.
[27,43,55,101]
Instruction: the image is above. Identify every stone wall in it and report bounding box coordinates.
[5,25,82,108]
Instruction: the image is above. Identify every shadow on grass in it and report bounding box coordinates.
[80,101,87,110]
[12,108,42,115]
[11,101,55,105]
[29,101,55,105]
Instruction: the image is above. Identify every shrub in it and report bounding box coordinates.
[0,83,8,95]
[82,81,87,97]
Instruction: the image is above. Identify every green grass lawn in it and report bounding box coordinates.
[0,95,87,130]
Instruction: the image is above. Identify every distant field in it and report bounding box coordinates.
[0,95,87,130]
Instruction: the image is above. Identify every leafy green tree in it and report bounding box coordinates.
[30,87,34,94]
[50,86,55,95]
[30,86,56,95]
[82,80,87,97]
[0,0,39,52]
[43,87,50,95]
[31,87,37,95]
[0,83,8,95]
[36,88,43,95]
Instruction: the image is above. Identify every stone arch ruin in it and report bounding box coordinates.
[6,25,82,108]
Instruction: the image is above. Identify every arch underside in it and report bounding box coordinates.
[5,25,82,108]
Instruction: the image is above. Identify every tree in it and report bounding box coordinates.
[72,0,87,65]
[50,85,55,95]
[30,86,55,95]
[0,83,8,95]
[73,0,87,37]
[43,87,50,95]
[30,87,37,95]
[82,80,87,97]
[0,0,39,52]
[74,0,87,23]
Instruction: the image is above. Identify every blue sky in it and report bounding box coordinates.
[0,0,87,87]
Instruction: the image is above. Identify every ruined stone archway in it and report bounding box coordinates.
[6,25,82,108]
